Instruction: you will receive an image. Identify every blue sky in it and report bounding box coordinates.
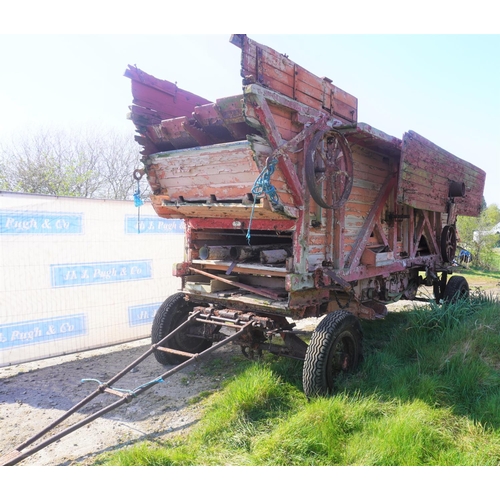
[1,11,498,206]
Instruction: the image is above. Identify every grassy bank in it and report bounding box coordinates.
[96,292,500,466]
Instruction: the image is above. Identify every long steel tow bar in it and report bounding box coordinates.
[0,313,255,466]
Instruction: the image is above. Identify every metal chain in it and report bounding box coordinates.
[333,288,354,309]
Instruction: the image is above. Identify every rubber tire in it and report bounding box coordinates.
[302,310,362,397]
[442,276,469,303]
[151,293,212,365]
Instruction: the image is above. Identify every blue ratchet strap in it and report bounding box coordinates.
[81,376,165,397]
[133,179,144,234]
[246,157,279,245]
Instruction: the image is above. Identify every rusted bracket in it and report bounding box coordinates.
[322,268,354,294]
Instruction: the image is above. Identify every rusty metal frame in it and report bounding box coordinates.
[188,266,282,300]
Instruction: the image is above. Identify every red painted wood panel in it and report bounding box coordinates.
[150,141,296,210]
[232,35,357,123]
[125,65,212,120]
[398,130,485,216]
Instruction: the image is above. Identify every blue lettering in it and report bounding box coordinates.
[0,315,86,349]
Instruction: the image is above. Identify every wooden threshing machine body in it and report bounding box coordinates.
[126,35,485,323]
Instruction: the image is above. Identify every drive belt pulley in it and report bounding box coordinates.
[305,129,354,209]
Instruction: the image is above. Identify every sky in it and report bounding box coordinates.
[0,4,499,206]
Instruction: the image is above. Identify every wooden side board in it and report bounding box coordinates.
[398,130,485,216]
[148,139,297,220]
[230,34,357,124]
[149,141,262,201]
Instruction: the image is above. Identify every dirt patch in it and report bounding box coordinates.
[0,318,318,467]
[0,339,242,466]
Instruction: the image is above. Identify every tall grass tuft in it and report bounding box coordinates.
[252,393,384,465]
[193,363,302,446]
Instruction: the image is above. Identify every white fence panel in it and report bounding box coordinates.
[0,192,184,367]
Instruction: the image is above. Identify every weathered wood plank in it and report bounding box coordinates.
[196,96,253,141]
[232,35,357,123]
[149,141,297,209]
[151,142,257,200]
[215,95,246,123]
[152,202,292,220]
[397,130,485,216]
[349,185,380,204]
[344,123,402,157]
[125,65,212,120]
[128,104,162,127]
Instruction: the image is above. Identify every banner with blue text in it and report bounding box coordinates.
[0,192,184,367]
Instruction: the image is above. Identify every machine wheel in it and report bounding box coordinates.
[441,225,457,263]
[151,293,212,365]
[442,276,469,303]
[305,129,353,209]
[433,272,448,303]
[302,310,362,397]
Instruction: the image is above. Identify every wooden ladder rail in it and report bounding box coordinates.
[0,314,255,466]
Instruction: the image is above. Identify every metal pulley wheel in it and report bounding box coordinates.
[440,225,457,263]
[305,129,354,209]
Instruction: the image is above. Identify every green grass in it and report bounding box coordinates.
[96,292,500,466]
[458,267,500,283]
[456,248,500,277]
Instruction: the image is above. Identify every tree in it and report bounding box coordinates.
[0,126,146,201]
[457,203,500,270]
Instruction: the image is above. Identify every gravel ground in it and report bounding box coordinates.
[0,317,318,467]
[0,338,241,466]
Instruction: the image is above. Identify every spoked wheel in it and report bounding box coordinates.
[302,310,362,397]
[151,293,213,365]
[441,225,457,263]
[443,276,469,303]
[305,129,354,209]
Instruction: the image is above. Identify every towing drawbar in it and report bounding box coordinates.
[0,309,264,466]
